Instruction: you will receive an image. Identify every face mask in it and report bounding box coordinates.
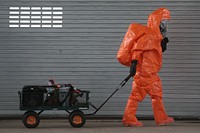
[160,20,168,38]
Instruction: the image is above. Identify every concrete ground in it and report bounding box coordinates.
[0,119,200,133]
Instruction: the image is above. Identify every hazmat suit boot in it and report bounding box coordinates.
[152,96,174,125]
[156,117,174,126]
[122,98,143,127]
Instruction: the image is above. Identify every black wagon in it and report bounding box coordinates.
[18,75,131,128]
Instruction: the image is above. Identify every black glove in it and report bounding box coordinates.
[161,37,169,52]
[130,60,138,76]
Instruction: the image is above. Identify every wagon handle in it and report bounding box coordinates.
[86,74,132,116]
[119,74,132,87]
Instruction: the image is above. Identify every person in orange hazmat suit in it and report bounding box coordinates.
[117,8,174,127]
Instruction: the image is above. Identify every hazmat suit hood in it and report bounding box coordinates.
[147,8,171,39]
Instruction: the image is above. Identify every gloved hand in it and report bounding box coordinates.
[130,60,138,76]
[161,37,169,52]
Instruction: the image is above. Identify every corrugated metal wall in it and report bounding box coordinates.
[0,0,200,118]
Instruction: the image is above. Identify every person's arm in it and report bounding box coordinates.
[129,36,146,76]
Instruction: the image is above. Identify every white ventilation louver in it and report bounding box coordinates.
[9,6,63,28]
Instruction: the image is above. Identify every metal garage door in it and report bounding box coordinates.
[0,0,200,118]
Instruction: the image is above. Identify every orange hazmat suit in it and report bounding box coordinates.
[117,8,174,126]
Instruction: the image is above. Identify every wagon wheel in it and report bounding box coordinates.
[22,111,40,128]
[69,110,86,128]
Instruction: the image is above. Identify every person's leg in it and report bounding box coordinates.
[149,74,174,125]
[122,81,146,127]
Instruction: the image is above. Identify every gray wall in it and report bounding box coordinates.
[0,0,200,118]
